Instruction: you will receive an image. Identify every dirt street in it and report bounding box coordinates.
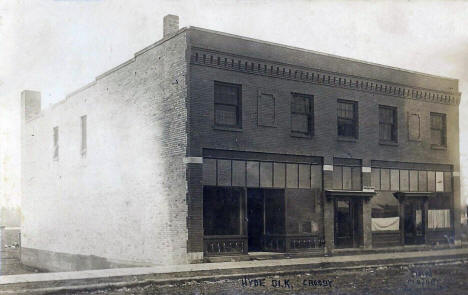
[72,262,468,295]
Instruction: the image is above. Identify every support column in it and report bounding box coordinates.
[323,157,334,254]
[362,199,372,249]
[399,200,405,245]
[361,161,373,249]
[424,199,429,245]
[361,159,372,189]
[453,171,462,246]
[185,157,204,263]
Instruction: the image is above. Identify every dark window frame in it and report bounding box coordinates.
[290,93,314,136]
[214,81,242,129]
[337,99,358,138]
[430,112,447,147]
[379,105,398,143]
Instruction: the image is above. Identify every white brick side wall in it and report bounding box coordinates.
[21,32,189,267]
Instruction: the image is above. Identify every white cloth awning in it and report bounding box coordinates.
[372,217,400,231]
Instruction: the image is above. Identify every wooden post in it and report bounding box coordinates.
[424,198,429,245]
[362,199,372,249]
[399,199,405,246]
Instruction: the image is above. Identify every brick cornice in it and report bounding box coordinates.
[190,47,460,106]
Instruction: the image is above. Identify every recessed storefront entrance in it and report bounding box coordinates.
[203,186,287,255]
[334,199,363,248]
[202,154,323,257]
[326,190,375,250]
[403,199,426,245]
[247,189,264,251]
[393,192,433,246]
[247,188,285,252]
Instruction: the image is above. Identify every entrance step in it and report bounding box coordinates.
[203,255,251,263]
[332,244,455,256]
[249,252,289,261]
[204,250,324,263]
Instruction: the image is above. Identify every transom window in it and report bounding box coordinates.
[214,81,241,128]
[430,112,446,146]
[291,93,314,136]
[337,100,358,138]
[379,105,397,142]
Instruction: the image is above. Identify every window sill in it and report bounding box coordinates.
[290,132,313,139]
[431,144,447,150]
[213,126,243,132]
[337,136,358,143]
[379,140,398,146]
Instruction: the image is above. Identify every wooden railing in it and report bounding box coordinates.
[427,229,455,245]
[204,235,248,256]
[263,235,286,252]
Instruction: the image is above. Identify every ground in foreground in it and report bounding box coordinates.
[75,261,467,295]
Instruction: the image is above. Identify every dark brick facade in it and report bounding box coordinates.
[185,27,461,256]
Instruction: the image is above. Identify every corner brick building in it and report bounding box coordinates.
[21,15,462,271]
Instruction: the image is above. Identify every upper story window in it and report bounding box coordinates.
[430,112,446,147]
[214,81,242,128]
[53,126,59,161]
[379,105,397,143]
[337,99,358,138]
[291,93,314,136]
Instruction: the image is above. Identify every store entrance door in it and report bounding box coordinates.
[334,199,362,248]
[247,189,264,251]
[404,200,425,245]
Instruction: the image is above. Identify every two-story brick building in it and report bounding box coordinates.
[21,15,461,271]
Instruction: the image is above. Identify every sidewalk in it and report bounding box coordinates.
[1,247,468,294]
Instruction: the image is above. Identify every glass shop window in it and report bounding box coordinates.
[427,194,451,229]
[203,187,242,236]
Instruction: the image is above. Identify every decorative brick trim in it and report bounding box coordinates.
[183,157,203,164]
[190,47,460,106]
[362,167,372,173]
[323,165,333,171]
[363,187,375,192]
[203,148,322,164]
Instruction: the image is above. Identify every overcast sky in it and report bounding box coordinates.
[1,0,468,208]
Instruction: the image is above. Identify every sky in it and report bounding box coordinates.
[1,0,468,209]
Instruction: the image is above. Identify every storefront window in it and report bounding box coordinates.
[203,187,242,235]
[285,189,320,234]
[428,193,452,229]
[371,192,400,231]
[264,189,285,235]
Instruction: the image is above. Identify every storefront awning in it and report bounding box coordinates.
[393,191,436,201]
[325,190,376,200]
